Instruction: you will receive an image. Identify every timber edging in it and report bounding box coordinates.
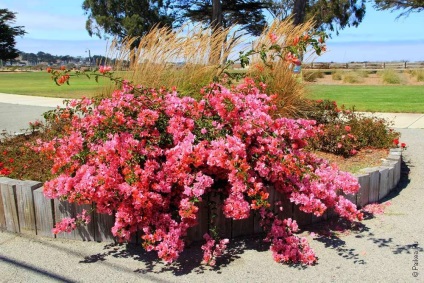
[0,148,402,243]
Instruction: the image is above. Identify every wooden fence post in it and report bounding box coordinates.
[0,178,20,232]
[16,180,43,235]
[33,187,55,238]
[54,199,95,241]
[0,177,9,230]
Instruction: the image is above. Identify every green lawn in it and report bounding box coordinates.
[2,72,424,113]
[0,71,112,99]
[306,85,424,113]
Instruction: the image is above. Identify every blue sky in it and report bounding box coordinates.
[1,0,423,62]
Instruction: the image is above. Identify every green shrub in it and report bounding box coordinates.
[331,71,343,80]
[379,69,405,84]
[356,70,370,78]
[343,72,364,84]
[412,69,424,82]
[305,100,400,157]
[303,70,324,82]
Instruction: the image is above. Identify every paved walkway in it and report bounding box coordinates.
[0,93,69,108]
[1,93,423,130]
[0,93,423,282]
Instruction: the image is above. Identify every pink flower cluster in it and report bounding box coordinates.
[52,217,76,234]
[201,233,230,266]
[35,78,362,265]
[265,216,317,265]
[362,201,391,215]
[99,65,112,74]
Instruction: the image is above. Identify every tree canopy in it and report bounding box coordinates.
[82,0,176,44]
[176,0,269,36]
[373,0,424,17]
[268,0,367,34]
[0,9,26,65]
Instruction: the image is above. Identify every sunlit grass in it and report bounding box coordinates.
[0,71,111,98]
[306,85,424,113]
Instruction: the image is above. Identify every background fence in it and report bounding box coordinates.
[0,149,402,243]
[305,61,424,70]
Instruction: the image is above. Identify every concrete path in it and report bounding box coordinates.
[0,93,423,282]
[0,93,68,135]
[1,93,423,132]
[361,112,424,129]
[0,93,69,108]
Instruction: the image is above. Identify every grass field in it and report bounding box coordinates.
[1,71,424,113]
[0,71,112,99]
[306,85,424,113]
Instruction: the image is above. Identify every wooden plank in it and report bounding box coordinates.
[75,203,96,241]
[0,178,7,230]
[361,167,380,203]
[344,192,357,206]
[93,211,115,243]
[54,199,78,240]
[355,174,370,208]
[378,167,390,200]
[187,199,208,242]
[293,204,312,227]
[276,192,293,221]
[232,212,254,238]
[209,194,232,239]
[387,154,401,186]
[16,180,42,235]
[33,187,55,238]
[0,179,20,232]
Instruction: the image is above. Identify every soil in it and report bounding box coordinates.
[313,148,390,173]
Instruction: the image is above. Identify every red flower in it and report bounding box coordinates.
[344,125,351,132]
[60,65,66,70]
[401,143,406,148]
[293,36,300,46]
[8,158,14,163]
[46,67,52,73]
[393,138,399,146]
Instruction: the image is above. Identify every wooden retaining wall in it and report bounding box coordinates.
[0,148,402,243]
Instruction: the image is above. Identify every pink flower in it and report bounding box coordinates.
[269,32,278,44]
[344,125,351,132]
[99,65,112,74]
[36,78,363,267]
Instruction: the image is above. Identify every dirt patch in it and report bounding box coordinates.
[313,148,390,173]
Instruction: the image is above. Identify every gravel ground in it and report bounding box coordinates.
[0,129,423,283]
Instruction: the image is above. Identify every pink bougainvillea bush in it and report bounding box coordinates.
[35,78,363,266]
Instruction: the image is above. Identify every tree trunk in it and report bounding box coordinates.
[212,0,222,29]
[293,0,307,25]
[210,0,223,65]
